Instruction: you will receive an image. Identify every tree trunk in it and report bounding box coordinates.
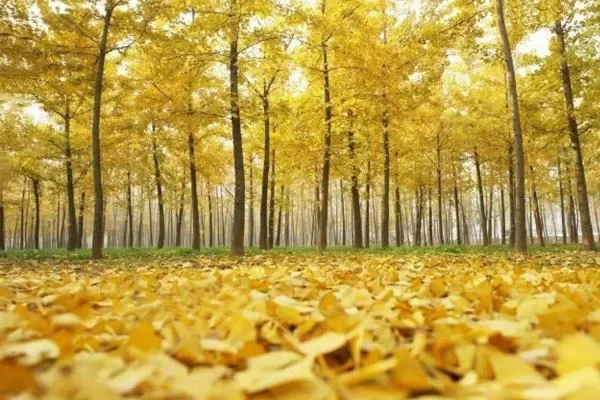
[555,19,595,251]
[452,164,462,245]
[558,157,567,244]
[276,185,283,246]
[496,0,527,253]
[229,0,245,256]
[381,114,390,248]
[268,149,276,249]
[530,168,545,246]
[136,189,143,247]
[0,189,4,251]
[340,180,346,246]
[126,171,134,247]
[365,161,371,248]
[474,151,489,245]
[347,115,363,248]
[148,195,153,246]
[91,4,114,259]
[395,175,402,246]
[175,183,185,247]
[500,187,506,245]
[208,191,214,247]
[188,131,201,250]
[319,0,332,251]
[32,178,40,250]
[151,123,165,248]
[248,155,254,247]
[259,89,270,250]
[566,167,578,243]
[64,114,78,251]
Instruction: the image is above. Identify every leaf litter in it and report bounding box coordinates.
[1,253,600,399]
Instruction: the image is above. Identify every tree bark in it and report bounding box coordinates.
[276,185,283,247]
[259,88,270,250]
[558,157,567,244]
[64,113,78,251]
[530,167,545,246]
[436,133,444,245]
[452,164,462,245]
[365,161,371,248]
[0,189,4,250]
[381,114,390,248]
[496,0,527,252]
[126,171,134,247]
[340,180,346,246]
[208,191,214,247]
[248,155,254,247]
[554,19,595,251]
[229,0,245,256]
[175,183,185,247]
[268,149,276,249]
[347,115,363,248]
[500,187,506,245]
[151,123,165,248]
[32,178,40,250]
[188,131,201,250]
[474,151,489,245]
[91,4,114,259]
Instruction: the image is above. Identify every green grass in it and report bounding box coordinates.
[0,243,586,262]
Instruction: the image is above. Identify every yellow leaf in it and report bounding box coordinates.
[555,333,600,376]
[126,321,162,353]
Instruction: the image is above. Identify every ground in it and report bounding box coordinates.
[1,248,600,399]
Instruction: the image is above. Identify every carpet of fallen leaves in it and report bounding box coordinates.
[1,253,600,400]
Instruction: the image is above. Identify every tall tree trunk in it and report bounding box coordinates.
[259,88,270,250]
[365,161,371,248]
[530,168,545,246]
[268,149,276,249]
[319,0,332,251]
[188,131,200,250]
[175,182,185,247]
[566,167,578,243]
[347,114,363,248]
[229,0,245,256]
[248,155,254,247]
[20,179,26,249]
[0,189,4,251]
[474,152,489,245]
[500,188,506,245]
[208,191,214,247]
[453,164,462,245]
[32,178,40,250]
[436,134,444,245]
[507,144,516,246]
[77,192,85,248]
[151,123,165,248]
[555,19,595,251]
[126,171,134,247]
[427,187,433,246]
[395,167,403,246]
[64,114,78,251]
[340,180,346,246]
[558,157,567,244]
[381,114,390,248]
[276,185,283,247]
[136,189,143,247]
[91,4,114,259]
[148,195,153,247]
[496,0,527,252]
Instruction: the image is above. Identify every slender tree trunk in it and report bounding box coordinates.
[208,191,214,247]
[474,152,489,245]
[347,115,363,248]
[555,19,595,250]
[500,188,506,245]
[319,0,332,251]
[339,180,346,246]
[32,178,40,250]
[567,168,578,243]
[229,0,245,256]
[259,90,270,250]
[365,161,371,248]
[381,114,390,248]
[276,185,283,247]
[558,157,567,244]
[63,114,78,251]
[0,189,4,251]
[148,195,153,247]
[151,123,165,248]
[395,177,402,246]
[91,5,114,259]
[453,165,462,245]
[136,189,143,247]
[268,150,276,249]
[248,155,254,247]
[496,0,527,252]
[530,168,545,246]
[508,144,516,246]
[188,131,201,250]
[176,182,185,247]
[427,187,433,246]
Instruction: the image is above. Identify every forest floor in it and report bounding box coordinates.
[1,250,599,399]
